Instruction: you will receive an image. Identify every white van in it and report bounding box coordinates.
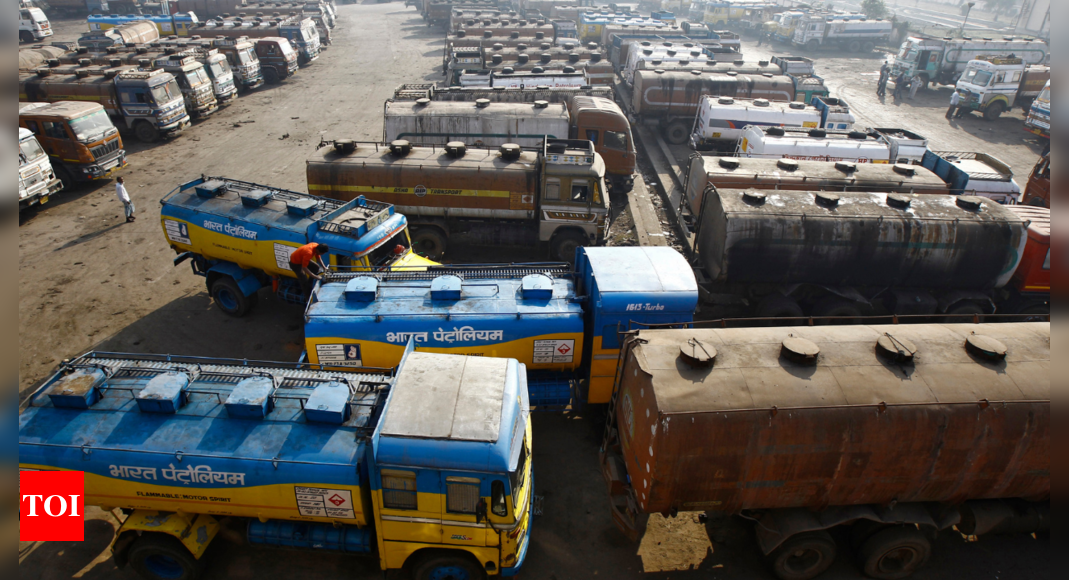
[690,97,824,151]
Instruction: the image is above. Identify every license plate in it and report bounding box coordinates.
[40,196,49,205]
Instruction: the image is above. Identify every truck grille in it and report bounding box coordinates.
[90,139,120,161]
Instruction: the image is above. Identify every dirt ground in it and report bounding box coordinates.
[19,4,1048,580]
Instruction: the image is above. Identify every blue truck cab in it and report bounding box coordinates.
[160,176,437,317]
[19,346,532,580]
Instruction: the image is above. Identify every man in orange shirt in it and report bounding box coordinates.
[288,242,330,300]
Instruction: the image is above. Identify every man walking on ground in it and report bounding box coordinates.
[892,72,907,100]
[909,74,922,100]
[116,176,134,222]
[946,90,962,119]
[877,62,890,96]
[288,242,330,301]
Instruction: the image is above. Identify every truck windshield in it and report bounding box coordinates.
[964,68,993,86]
[367,229,411,267]
[279,42,296,57]
[1036,87,1049,104]
[209,60,230,78]
[238,48,256,64]
[19,138,46,165]
[186,67,210,86]
[69,110,114,143]
[150,79,182,104]
[302,27,315,42]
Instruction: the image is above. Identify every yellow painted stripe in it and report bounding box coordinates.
[1024,285,1050,291]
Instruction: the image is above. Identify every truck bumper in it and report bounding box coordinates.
[192,103,219,119]
[19,178,63,210]
[242,77,265,91]
[161,117,192,138]
[78,152,127,182]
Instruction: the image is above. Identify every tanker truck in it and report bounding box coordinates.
[306,139,609,262]
[191,15,321,66]
[891,35,1049,90]
[689,96,855,152]
[304,246,698,407]
[19,348,534,580]
[160,176,437,317]
[382,97,636,191]
[19,64,191,143]
[690,188,1050,320]
[600,322,1049,580]
[629,69,828,144]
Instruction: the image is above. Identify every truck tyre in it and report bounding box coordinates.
[135,121,160,143]
[847,40,862,53]
[664,120,690,145]
[983,101,1005,121]
[411,552,487,580]
[552,231,586,263]
[812,296,862,325]
[54,166,75,191]
[412,228,447,260]
[1013,304,1049,322]
[765,531,837,580]
[943,301,984,323]
[20,31,35,43]
[755,293,804,323]
[263,67,280,84]
[211,277,254,317]
[127,534,203,580]
[857,526,931,580]
[806,39,820,51]
[862,41,876,53]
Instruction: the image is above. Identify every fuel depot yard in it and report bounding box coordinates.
[18,4,1048,580]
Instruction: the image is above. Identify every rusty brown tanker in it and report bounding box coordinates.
[602,322,1049,580]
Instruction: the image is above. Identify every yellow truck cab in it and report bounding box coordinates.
[19,100,127,188]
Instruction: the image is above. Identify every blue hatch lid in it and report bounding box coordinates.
[521,274,553,300]
[135,371,190,414]
[287,197,319,217]
[303,381,351,424]
[240,188,273,208]
[430,275,462,300]
[195,179,227,198]
[46,368,107,410]
[344,277,378,302]
[225,376,275,419]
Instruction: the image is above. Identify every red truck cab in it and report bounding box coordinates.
[1003,205,1049,319]
[1022,154,1049,207]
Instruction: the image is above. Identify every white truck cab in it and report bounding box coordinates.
[19,6,52,43]
[19,127,63,210]
[956,56,1050,120]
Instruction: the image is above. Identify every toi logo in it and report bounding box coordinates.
[20,471,85,541]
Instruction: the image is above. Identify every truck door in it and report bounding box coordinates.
[440,474,489,547]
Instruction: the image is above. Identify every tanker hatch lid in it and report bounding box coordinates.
[196,180,227,198]
[135,371,191,414]
[381,352,510,442]
[46,368,107,409]
[344,277,378,302]
[225,376,275,419]
[303,382,351,424]
[521,274,553,299]
[286,197,318,217]
[430,275,463,300]
[240,188,273,208]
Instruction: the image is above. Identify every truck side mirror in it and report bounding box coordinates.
[475,499,487,524]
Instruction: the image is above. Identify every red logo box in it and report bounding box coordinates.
[20,471,85,541]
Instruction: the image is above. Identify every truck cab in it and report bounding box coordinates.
[152,55,219,118]
[255,37,300,83]
[212,36,265,92]
[18,6,52,43]
[1022,154,1049,208]
[540,139,611,255]
[892,36,942,84]
[1002,205,1050,319]
[279,17,321,65]
[18,127,62,210]
[956,56,1050,120]
[570,96,636,191]
[18,101,127,189]
[181,48,238,105]
[1024,80,1050,138]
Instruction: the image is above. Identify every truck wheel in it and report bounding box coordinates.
[847,40,862,53]
[127,534,202,580]
[755,293,804,323]
[862,41,876,53]
[20,31,34,43]
[812,296,862,325]
[664,120,690,145]
[412,228,447,260]
[552,231,586,263]
[943,301,984,323]
[857,526,931,580]
[765,531,837,580]
[411,552,486,580]
[263,67,280,84]
[211,277,254,317]
[135,121,160,143]
[806,39,820,51]
[54,166,75,191]
[983,101,1005,121]
[1013,304,1049,322]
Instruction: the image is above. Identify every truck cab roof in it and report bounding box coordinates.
[375,352,527,472]
[18,100,105,120]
